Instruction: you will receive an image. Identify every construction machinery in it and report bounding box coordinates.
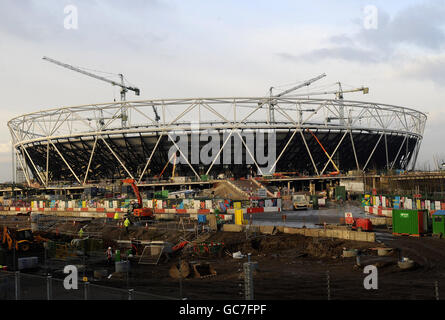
[1,226,48,252]
[42,56,161,128]
[289,82,369,99]
[345,218,373,232]
[122,179,154,218]
[269,73,326,123]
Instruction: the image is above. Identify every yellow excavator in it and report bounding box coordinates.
[1,226,48,252]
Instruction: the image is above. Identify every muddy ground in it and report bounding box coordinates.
[2,214,445,300]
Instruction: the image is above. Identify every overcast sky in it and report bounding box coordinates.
[1,0,445,182]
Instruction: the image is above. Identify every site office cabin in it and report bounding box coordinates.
[392,209,428,237]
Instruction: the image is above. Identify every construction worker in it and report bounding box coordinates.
[124,217,130,234]
[78,227,84,238]
[106,247,113,265]
[128,201,134,215]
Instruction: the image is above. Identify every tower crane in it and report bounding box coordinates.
[270,73,327,98]
[42,56,146,127]
[335,82,368,125]
[290,82,369,126]
[288,83,369,99]
[268,73,327,123]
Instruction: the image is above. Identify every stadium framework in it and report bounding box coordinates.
[8,97,427,187]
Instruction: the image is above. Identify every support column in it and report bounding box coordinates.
[309,181,315,195]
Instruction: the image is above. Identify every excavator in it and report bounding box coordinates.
[122,179,154,219]
[1,226,48,252]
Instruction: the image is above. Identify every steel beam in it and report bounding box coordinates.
[362,133,384,171]
[49,141,82,184]
[83,136,98,185]
[138,133,164,183]
[99,136,135,180]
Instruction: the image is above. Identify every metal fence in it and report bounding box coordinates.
[0,270,177,300]
[250,271,444,300]
[2,267,443,300]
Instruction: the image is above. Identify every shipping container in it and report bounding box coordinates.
[154,190,169,199]
[432,211,445,236]
[392,209,428,236]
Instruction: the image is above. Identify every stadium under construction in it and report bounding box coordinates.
[8,96,426,189]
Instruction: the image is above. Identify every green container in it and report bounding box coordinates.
[311,195,319,209]
[115,250,121,262]
[200,174,209,181]
[432,211,445,236]
[392,209,428,236]
[154,190,169,199]
[335,186,346,201]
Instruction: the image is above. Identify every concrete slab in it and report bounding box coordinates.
[222,224,244,232]
[259,226,276,235]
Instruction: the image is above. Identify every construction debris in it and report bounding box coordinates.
[232,251,245,259]
[169,260,216,279]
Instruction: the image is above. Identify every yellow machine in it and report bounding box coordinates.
[1,226,48,252]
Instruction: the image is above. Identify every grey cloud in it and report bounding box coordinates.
[357,1,445,52]
[0,0,169,49]
[328,34,355,46]
[278,46,380,64]
[399,56,445,86]
[280,0,445,64]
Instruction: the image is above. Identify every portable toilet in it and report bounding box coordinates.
[392,209,428,237]
[432,211,445,236]
[234,209,245,225]
[335,186,346,201]
[198,214,207,224]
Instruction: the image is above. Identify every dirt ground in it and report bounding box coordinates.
[3,215,445,300]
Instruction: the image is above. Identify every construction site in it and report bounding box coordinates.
[3,56,445,302]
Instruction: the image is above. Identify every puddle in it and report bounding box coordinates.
[246,204,366,229]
